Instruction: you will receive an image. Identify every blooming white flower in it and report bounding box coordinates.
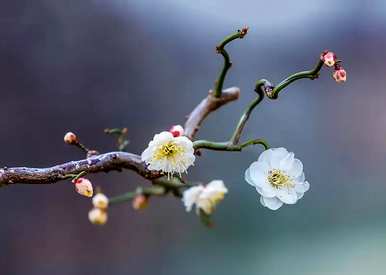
[182,180,228,215]
[92,193,109,210]
[245,147,310,210]
[141,131,195,176]
[88,208,108,225]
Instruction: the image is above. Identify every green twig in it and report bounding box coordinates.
[193,138,269,152]
[262,59,324,99]
[109,185,166,206]
[230,88,264,144]
[104,128,129,151]
[214,27,248,98]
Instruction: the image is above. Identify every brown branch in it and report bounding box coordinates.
[0,87,239,187]
[0,152,162,186]
[184,87,240,139]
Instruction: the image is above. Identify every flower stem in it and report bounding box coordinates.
[193,138,269,151]
[109,185,166,206]
[213,27,248,98]
[262,59,324,99]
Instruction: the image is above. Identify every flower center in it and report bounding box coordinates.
[154,142,183,160]
[267,169,292,188]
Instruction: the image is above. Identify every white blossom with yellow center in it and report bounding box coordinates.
[182,180,228,215]
[245,147,309,210]
[141,131,195,176]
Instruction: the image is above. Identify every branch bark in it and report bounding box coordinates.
[0,87,239,186]
[0,152,162,186]
[184,87,240,139]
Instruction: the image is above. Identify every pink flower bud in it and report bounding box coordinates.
[321,51,336,67]
[169,125,184,137]
[72,177,93,197]
[333,68,347,83]
[64,132,78,144]
[132,195,149,210]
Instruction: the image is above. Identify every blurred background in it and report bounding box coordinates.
[1,0,386,274]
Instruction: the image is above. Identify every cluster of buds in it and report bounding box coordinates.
[72,177,93,197]
[320,50,347,83]
[88,192,109,225]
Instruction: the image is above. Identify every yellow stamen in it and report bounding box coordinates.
[153,142,183,160]
[267,169,293,188]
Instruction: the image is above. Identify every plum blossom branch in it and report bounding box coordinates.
[230,87,265,144]
[0,152,162,186]
[193,86,268,153]
[184,87,240,139]
[0,86,241,187]
[258,58,324,100]
[193,138,269,152]
[213,27,248,98]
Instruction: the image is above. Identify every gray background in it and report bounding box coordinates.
[1,0,386,274]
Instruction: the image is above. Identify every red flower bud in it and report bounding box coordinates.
[169,125,184,137]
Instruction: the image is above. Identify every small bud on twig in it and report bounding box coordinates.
[64,132,78,145]
[72,177,93,197]
[320,51,337,67]
[88,208,108,225]
[169,125,184,137]
[87,150,99,158]
[333,66,347,83]
[132,194,149,210]
[92,193,109,210]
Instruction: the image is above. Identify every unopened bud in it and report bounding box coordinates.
[72,177,93,197]
[132,195,149,210]
[88,208,108,225]
[333,67,347,83]
[86,150,99,158]
[92,193,109,209]
[64,132,78,145]
[321,51,336,67]
[169,125,184,137]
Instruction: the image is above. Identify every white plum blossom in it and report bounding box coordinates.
[245,147,310,210]
[141,130,195,177]
[182,180,228,215]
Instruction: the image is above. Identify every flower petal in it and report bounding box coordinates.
[276,188,298,204]
[256,185,276,198]
[269,147,290,167]
[182,185,204,212]
[245,167,255,186]
[295,181,310,193]
[258,149,273,164]
[248,161,269,187]
[279,152,295,171]
[288,158,303,178]
[261,196,283,210]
